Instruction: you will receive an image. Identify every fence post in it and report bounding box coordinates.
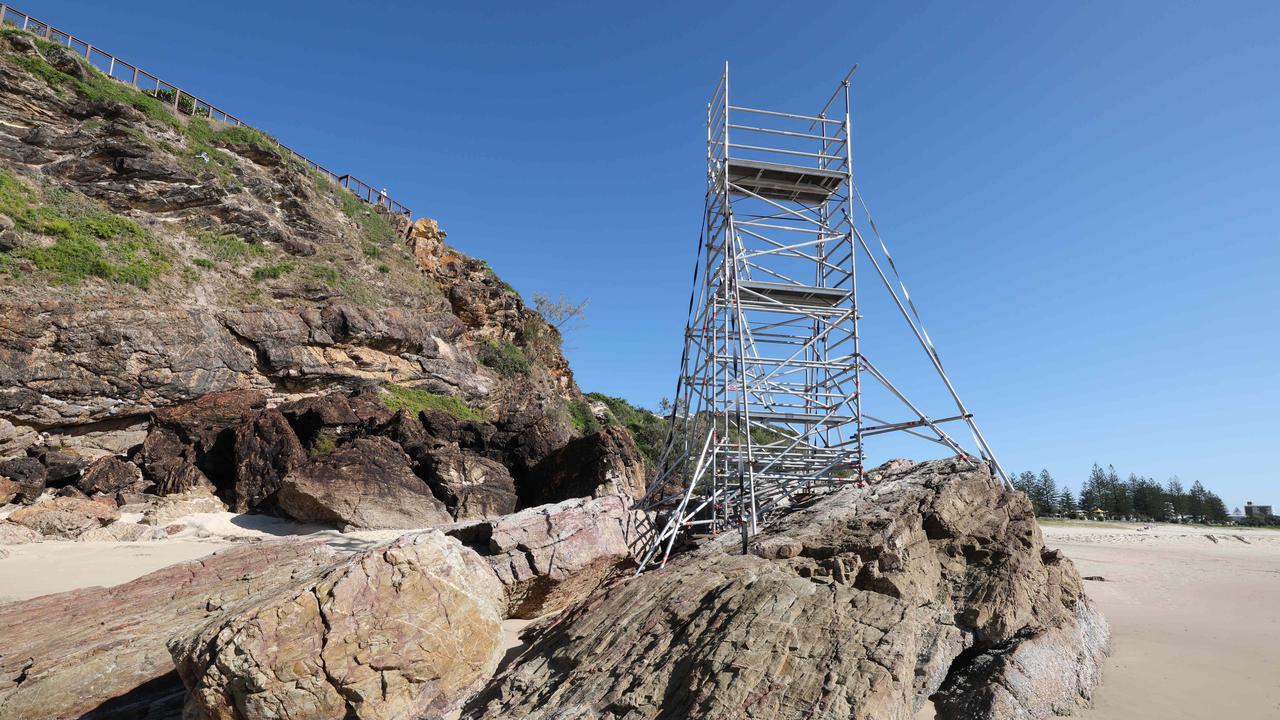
[0,7,7,27]
[131,67,138,87]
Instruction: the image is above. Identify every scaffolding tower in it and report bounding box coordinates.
[636,64,1009,571]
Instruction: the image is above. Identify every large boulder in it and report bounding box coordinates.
[447,495,643,619]
[463,458,1109,719]
[0,457,46,504]
[0,541,337,720]
[27,446,89,487]
[140,390,267,496]
[76,455,144,496]
[7,496,119,538]
[225,407,306,512]
[519,425,646,507]
[277,436,451,530]
[0,520,40,544]
[170,531,505,720]
[421,444,518,521]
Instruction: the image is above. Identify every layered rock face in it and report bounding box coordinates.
[0,32,589,524]
[0,541,337,720]
[170,531,506,720]
[464,459,1109,719]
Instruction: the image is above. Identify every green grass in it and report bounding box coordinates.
[381,384,485,421]
[191,258,215,269]
[305,264,340,285]
[308,433,337,457]
[476,340,531,377]
[251,262,293,281]
[336,191,399,248]
[191,229,267,262]
[4,30,179,128]
[0,171,167,288]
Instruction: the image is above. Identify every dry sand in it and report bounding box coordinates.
[1041,521,1280,720]
[4,514,1279,718]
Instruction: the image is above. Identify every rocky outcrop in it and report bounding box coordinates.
[0,541,337,720]
[170,531,505,720]
[224,407,306,512]
[76,455,144,496]
[0,36,582,503]
[464,459,1109,720]
[277,436,451,529]
[0,457,44,504]
[7,495,119,538]
[448,495,643,619]
[520,426,646,507]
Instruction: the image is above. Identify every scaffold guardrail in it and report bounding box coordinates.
[0,3,412,219]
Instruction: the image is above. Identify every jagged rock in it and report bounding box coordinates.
[277,388,391,452]
[421,444,518,521]
[0,541,337,720]
[0,456,45,503]
[277,436,451,529]
[520,425,646,507]
[170,532,505,720]
[463,459,1109,719]
[76,455,144,496]
[0,521,40,544]
[140,427,216,496]
[7,496,120,538]
[27,446,88,486]
[448,495,642,619]
[225,408,306,512]
[141,491,228,526]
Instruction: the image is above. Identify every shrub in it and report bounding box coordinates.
[381,384,485,421]
[476,341,530,377]
[567,398,600,435]
[585,393,669,465]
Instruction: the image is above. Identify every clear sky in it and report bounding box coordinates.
[35,1,1278,508]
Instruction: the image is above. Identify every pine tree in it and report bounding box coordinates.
[1188,481,1208,523]
[1058,488,1077,516]
[1166,477,1187,520]
[1080,464,1106,518]
[1037,470,1058,516]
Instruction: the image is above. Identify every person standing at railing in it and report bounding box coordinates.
[379,188,388,208]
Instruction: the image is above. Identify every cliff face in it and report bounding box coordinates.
[0,30,589,504]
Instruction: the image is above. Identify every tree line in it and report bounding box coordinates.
[1011,464,1235,524]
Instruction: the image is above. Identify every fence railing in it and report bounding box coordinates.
[0,4,412,219]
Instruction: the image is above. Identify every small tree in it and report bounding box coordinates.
[533,293,589,332]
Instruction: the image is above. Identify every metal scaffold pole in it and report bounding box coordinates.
[636,63,1007,572]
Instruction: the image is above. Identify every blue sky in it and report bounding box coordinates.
[36,1,1278,508]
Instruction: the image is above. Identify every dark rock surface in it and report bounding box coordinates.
[520,426,646,507]
[276,436,452,529]
[76,456,144,496]
[464,459,1109,720]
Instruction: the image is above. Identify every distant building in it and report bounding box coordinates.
[1244,502,1273,519]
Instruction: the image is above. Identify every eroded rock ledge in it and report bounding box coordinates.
[463,458,1110,720]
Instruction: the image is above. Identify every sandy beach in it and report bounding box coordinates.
[1041,521,1280,720]
[4,515,1279,718]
